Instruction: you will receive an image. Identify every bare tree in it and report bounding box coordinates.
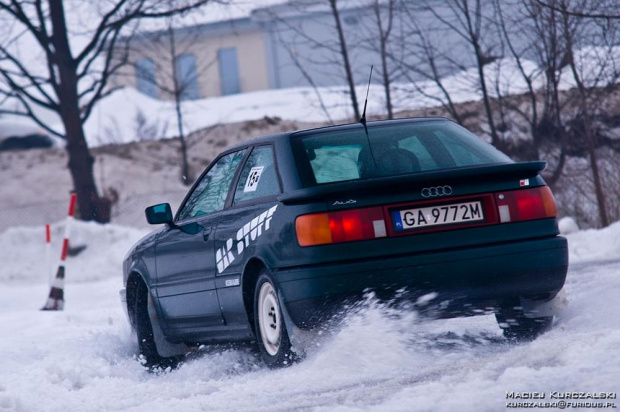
[422,0,502,147]
[392,4,464,124]
[328,0,360,120]
[263,1,361,120]
[495,0,619,226]
[0,0,211,221]
[281,44,334,124]
[359,0,398,119]
[491,0,570,185]
[131,17,218,185]
[559,0,620,227]
[537,0,620,19]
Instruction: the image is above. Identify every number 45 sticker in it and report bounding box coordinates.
[244,166,264,192]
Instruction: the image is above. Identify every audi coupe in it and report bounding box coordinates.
[120,117,568,368]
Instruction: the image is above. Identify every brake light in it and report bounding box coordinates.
[296,207,387,246]
[496,186,557,223]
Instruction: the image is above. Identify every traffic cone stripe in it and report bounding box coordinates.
[42,194,76,311]
[60,238,70,262]
[42,297,64,311]
[48,286,64,300]
[51,275,64,289]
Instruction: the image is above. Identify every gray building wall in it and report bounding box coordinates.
[112,0,534,100]
[254,0,522,90]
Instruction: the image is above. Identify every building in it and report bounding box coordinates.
[110,0,507,101]
[111,17,270,100]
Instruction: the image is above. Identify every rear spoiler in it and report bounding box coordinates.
[278,161,547,205]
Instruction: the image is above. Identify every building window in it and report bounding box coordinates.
[135,58,158,98]
[218,48,241,96]
[176,53,200,101]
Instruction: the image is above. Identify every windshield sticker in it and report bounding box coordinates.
[216,205,278,274]
[244,166,264,192]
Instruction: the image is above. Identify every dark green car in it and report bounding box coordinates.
[121,117,568,368]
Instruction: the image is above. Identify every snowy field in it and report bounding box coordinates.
[1,45,614,149]
[0,221,619,411]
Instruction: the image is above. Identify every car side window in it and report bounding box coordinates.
[177,149,246,220]
[233,146,280,205]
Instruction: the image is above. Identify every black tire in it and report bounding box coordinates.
[253,270,295,368]
[495,305,553,341]
[133,279,179,370]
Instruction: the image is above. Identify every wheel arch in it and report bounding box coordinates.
[241,257,269,337]
[125,270,150,331]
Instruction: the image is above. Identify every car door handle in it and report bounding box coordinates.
[203,227,212,241]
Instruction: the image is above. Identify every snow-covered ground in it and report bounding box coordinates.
[2,44,615,148]
[1,56,556,147]
[0,221,619,411]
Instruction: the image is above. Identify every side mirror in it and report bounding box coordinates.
[145,203,173,225]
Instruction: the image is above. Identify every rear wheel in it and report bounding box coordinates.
[495,305,553,341]
[254,271,295,368]
[133,279,179,370]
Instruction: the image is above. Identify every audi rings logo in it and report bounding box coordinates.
[421,185,453,198]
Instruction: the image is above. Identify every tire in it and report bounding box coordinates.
[254,270,295,368]
[133,279,179,370]
[495,304,553,341]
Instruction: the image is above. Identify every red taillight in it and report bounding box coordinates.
[296,207,386,246]
[496,186,557,223]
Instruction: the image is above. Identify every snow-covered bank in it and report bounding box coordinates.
[2,45,613,148]
[0,221,147,284]
[0,222,618,411]
[565,220,620,264]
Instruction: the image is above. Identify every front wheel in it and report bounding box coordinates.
[133,279,179,370]
[254,271,295,368]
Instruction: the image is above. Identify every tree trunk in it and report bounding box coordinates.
[168,23,191,185]
[561,7,609,227]
[329,0,360,120]
[175,95,190,185]
[473,43,500,147]
[49,0,106,222]
[380,50,393,119]
[374,0,393,119]
[461,0,500,147]
[581,110,609,227]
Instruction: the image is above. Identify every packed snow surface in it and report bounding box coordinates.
[0,221,619,411]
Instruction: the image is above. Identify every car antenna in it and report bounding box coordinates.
[359,65,377,169]
[360,65,373,127]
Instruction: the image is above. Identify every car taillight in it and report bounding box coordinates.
[296,207,387,246]
[496,186,557,223]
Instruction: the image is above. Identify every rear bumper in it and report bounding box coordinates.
[274,236,568,328]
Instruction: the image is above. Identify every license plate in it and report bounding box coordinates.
[392,201,484,231]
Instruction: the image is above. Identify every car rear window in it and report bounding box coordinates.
[293,120,512,185]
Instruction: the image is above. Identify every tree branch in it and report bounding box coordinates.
[0,93,64,138]
[537,0,620,19]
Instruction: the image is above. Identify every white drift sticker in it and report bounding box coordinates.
[244,166,264,192]
[216,205,278,274]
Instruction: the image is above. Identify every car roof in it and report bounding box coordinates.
[224,116,452,152]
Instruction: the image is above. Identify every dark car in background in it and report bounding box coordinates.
[120,117,568,368]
